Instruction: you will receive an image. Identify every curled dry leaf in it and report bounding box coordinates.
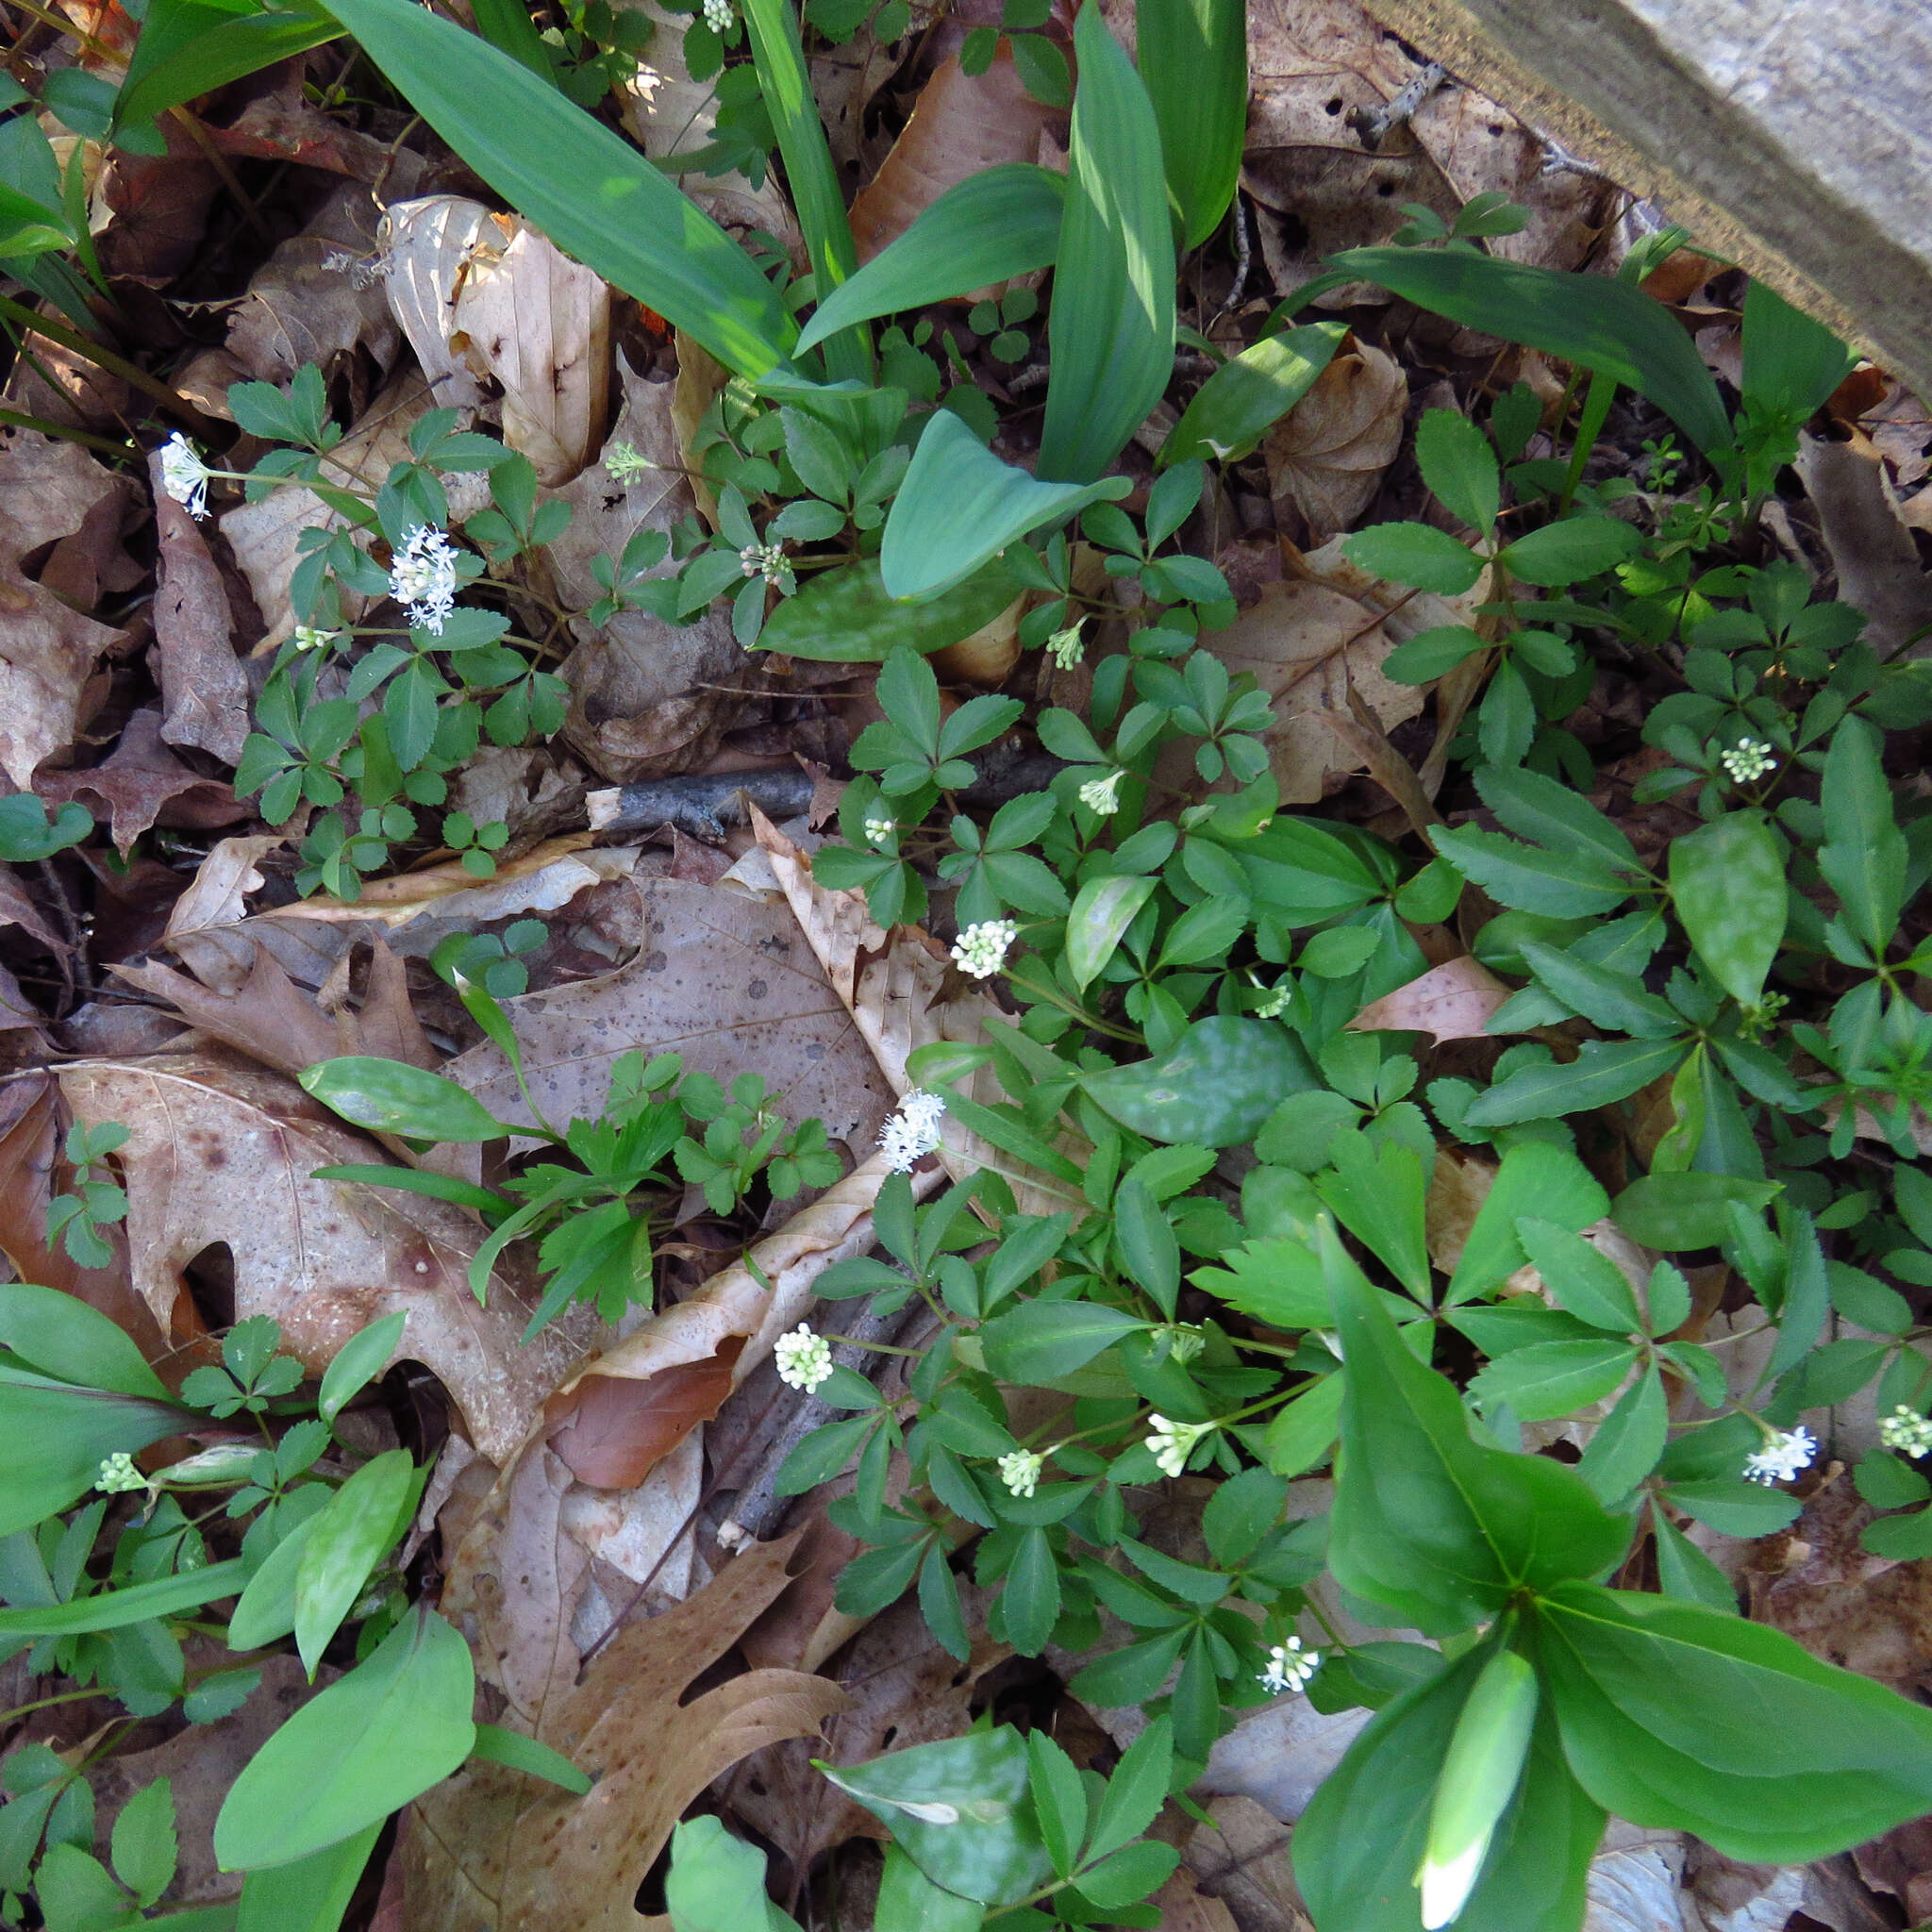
[148,448,251,767]
[1794,431,1932,656]
[159,834,282,990]
[0,426,130,789]
[381,194,494,411]
[0,866,65,957]
[541,1152,903,1489]
[548,353,748,781]
[39,708,252,857]
[756,807,1086,1213]
[1349,955,1510,1041]
[55,1053,590,1461]
[848,46,1060,267]
[406,1534,849,1932]
[1263,338,1407,541]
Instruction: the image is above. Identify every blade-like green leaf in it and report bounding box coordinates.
[1818,714,1906,958]
[0,1381,191,1541]
[1462,1038,1688,1129]
[235,1823,381,1932]
[0,1557,247,1635]
[1037,5,1176,482]
[1329,247,1730,454]
[796,166,1065,355]
[299,1058,506,1142]
[115,0,340,128]
[758,552,1024,659]
[1161,322,1345,467]
[1138,0,1245,248]
[470,1722,594,1793]
[294,1450,415,1676]
[317,0,795,377]
[1740,280,1856,426]
[0,1282,167,1398]
[880,409,1129,601]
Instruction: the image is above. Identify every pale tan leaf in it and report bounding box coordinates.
[1350,956,1510,1041]
[380,194,494,410]
[1263,339,1407,541]
[56,1054,591,1460]
[670,331,729,528]
[932,591,1026,684]
[160,835,283,990]
[1794,431,1932,655]
[148,450,250,766]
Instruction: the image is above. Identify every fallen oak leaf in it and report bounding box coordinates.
[1349,955,1510,1041]
[39,708,252,857]
[148,447,251,767]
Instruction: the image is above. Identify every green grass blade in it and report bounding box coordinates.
[320,0,796,378]
[1329,245,1730,454]
[1138,0,1245,249]
[117,0,343,129]
[795,164,1066,356]
[467,0,557,81]
[1038,4,1176,483]
[740,0,868,383]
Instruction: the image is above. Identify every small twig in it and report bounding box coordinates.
[35,858,92,1008]
[1006,363,1052,396]
[1348,59,1446,150]
[1214,193,1253,321]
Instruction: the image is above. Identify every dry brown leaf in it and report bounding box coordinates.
[0,426,130,789]
[1263,339,1407,541]
[113,947,341,1080]
[1350,956,1510,1040]
[55,1053,589,1460]
[547,353,749,781]
[380,195,494,411]
[0,866,65,957]
[1154,1869,1242,1932]
[541,1153,902,1488]
[445,874,896,1154]
[1185,1795,1309,1932]
[932,591,1026,684]
[159,835,282,990]
[849,48,1059,268]
[147,450,250,767]
[1794,431,1932,654]
[405,1535,849,1932]
[756,808,1086,1213]
[449,216,613,487]
[39,708,251,857]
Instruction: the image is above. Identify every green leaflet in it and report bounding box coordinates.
[1668,812,1787,1008]
[1162,322,1346,466]
[1138,0,1246,249]
[318,0,796,378]
[1740,280,1857,427]
[116,0,342,130]
[796,166,1066,355]
[1324,1223,1629,1636]
[1036,6,1176,482]
[1329,247,1731,455]
[0,1380,191,1542]
[1444,1141,1610,1305]
[878,410,1130,601]
[1082,1017,1321,1149]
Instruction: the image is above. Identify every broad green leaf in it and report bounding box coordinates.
[1574,1364,1668,1503]
[1467,1339,1638,1423]
[32,1844,129,1932]
[0,1282,167,1398]
[880,411,1130,601]
[0,1557,248,1636]
[1414,408,1500,537]
[467,0,555,75]
[1082,1016,1320,1148]
[317,0,795,377]
[0,1381,189,1541]
[1462,1038,1686,1129]
[874,1842,980,1932]
[1037,6,1175,482]
[227,1507,324,1651]
[117,0,341,129]
[1064,874,1158,991]
[1343,522,1484,596]
[1668,811,1786,1007]
[796,166,1064,354]
[1330,246,1731,454]
[1445,1142,1610,1304]
[214,1608,475,1870]
[1138,0,1245,247]
[1537,1582,1932,1862]
[110,1775,177,1908]
[980,1301,1148,1382]
[666,1816,805,1932]
[1161,323,1345,466]
[1261,1371,1344,1477]
[317,1311,407,1425]
[294,1449,414,1675]
[299,1058,505,1142]
[1325,1223,1629,1634]
[1497,515,1641,587]
[758,552,1024,658]
[1740,280,1856,426]
[1818,715,1906,958]
[236,1823,380,1932]
[1611,1173,1779,1250]
[819,1727,1054,1906]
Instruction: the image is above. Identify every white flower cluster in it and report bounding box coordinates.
[291,625,341,654]
[774,1324,834,1393]
[863,814,895,848]
[1078,769,1124,817]
[1146,1414,1216,1479]
[1045,622,1085,671]
[879,1088,946,1173]
[951,918,1017,978]
[1720,738,1775,785]
[95,1452,148,1495]
[702,0,731,28]
[1258,1636,1320,1696]
[1254,980,1295,1021]
[1742,1425,1816,1486]
[1881,1407,1932,1459]
[604,441,652,484]
[740,539,788,586]
[159,433,212,519]
[389,525,460,634]
[998,1449,1045,1498]
[1161,1324,1207,1365]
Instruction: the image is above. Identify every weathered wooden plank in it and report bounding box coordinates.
[1363,0,1932,402]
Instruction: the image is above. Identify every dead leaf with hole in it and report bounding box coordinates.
[405,1534,848,1932]
[39,708,252,856]
[1263,338,1407,541]
[848,46,1060,269]
[756,808,1087,1214]
[1350,956,1510,1040]
[547,353,750,780]
[148,449,251,766]
[0,426,130,789]
[54,1052,591,1460]
[1794,430,1932,655]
